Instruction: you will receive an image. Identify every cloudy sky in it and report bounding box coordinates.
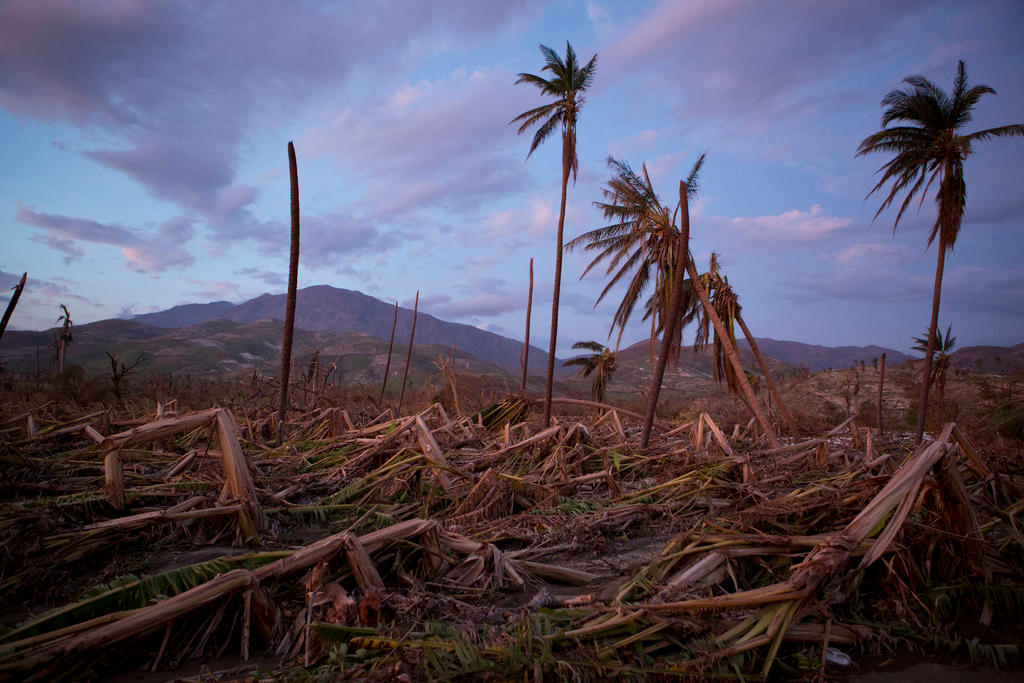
[2,0,1023,356]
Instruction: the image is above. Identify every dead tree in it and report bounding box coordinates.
[877,352,886,434]
[106,352,147,403]
[0,272,26,342]
[519,258,534,398]
[398,291,419,414]
[278,141,301,442]
[380,301,398,404]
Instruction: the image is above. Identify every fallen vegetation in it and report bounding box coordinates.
[1,373,1023,681]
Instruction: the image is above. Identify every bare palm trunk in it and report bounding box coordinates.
[915,234,946,444]
[687,258,781,449]
[380,301,398,404]
[520,258,534,398]
[877,352,886,434]
[737,315,798,436]
[543,154,571,427]
[0,272,26,342]
[641,181,690,449]
[277,141,300,443]
[398,291,419,414]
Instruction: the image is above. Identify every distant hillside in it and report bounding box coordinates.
[950,343,1024,374]
[601,338,795,396]
[132,285,549,375]
[0,317,513,385]
[736,338,913,372]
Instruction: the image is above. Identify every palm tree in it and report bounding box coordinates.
[857,61,1023,443]
[562,341,616,403]
[511,41,598,428]
[566,156,701,448]
[697,255,799,436]
[567,158,687,351]
[568,157,779,449]
[912,324,956,404]
[677,208,781,449]
[56,303,72,374]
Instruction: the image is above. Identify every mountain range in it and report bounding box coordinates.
[3,285,1020,380]
[131,285,549,376]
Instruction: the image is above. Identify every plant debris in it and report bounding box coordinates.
[2,386,1023,681]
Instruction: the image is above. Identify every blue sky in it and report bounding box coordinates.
[2,0,1022,356]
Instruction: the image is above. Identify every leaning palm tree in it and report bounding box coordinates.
[567,158,685,352]
[511,41,598,428]
[569,156,779,449]
[567,156,700,447]
[857,61,1023,443]
[562,341,616,403]
[698,255,799,436]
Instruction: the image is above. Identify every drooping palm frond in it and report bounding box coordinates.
[691,255,744,394]
[567,157,674,339]
[562,341,616,402]
[857,60,1023,250]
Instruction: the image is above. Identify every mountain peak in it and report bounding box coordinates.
[130,285,550,374]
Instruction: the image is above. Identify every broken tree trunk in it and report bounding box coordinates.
[398,291,419,414]
[103,450,124,510]
[685,258,781,449]
[214,409,265,542]
[737,315,798,437]
[278,140,301,443]
[0,271,26,343]
[379,301,398,404]
[520,257,533,398]
[877,352,886,435]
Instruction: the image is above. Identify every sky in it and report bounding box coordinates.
[2,0,1023,357]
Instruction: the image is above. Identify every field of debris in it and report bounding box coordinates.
[1,367,1023,681]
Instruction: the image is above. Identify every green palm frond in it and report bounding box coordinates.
[0,552,285,644]
[562,341,616,402]
[857,60,1023,251]
[512,42,597,181]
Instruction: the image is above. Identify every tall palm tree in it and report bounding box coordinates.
[512,41,598,428]
[857,61,1023,443]
[562,340,616,403]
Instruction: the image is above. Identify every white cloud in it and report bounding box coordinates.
[305,65,531,221]
[17,205,197,272]
[485,197,556,239]
[421,292,525,319]
[708,204,851,248]
[833,242,916,266]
